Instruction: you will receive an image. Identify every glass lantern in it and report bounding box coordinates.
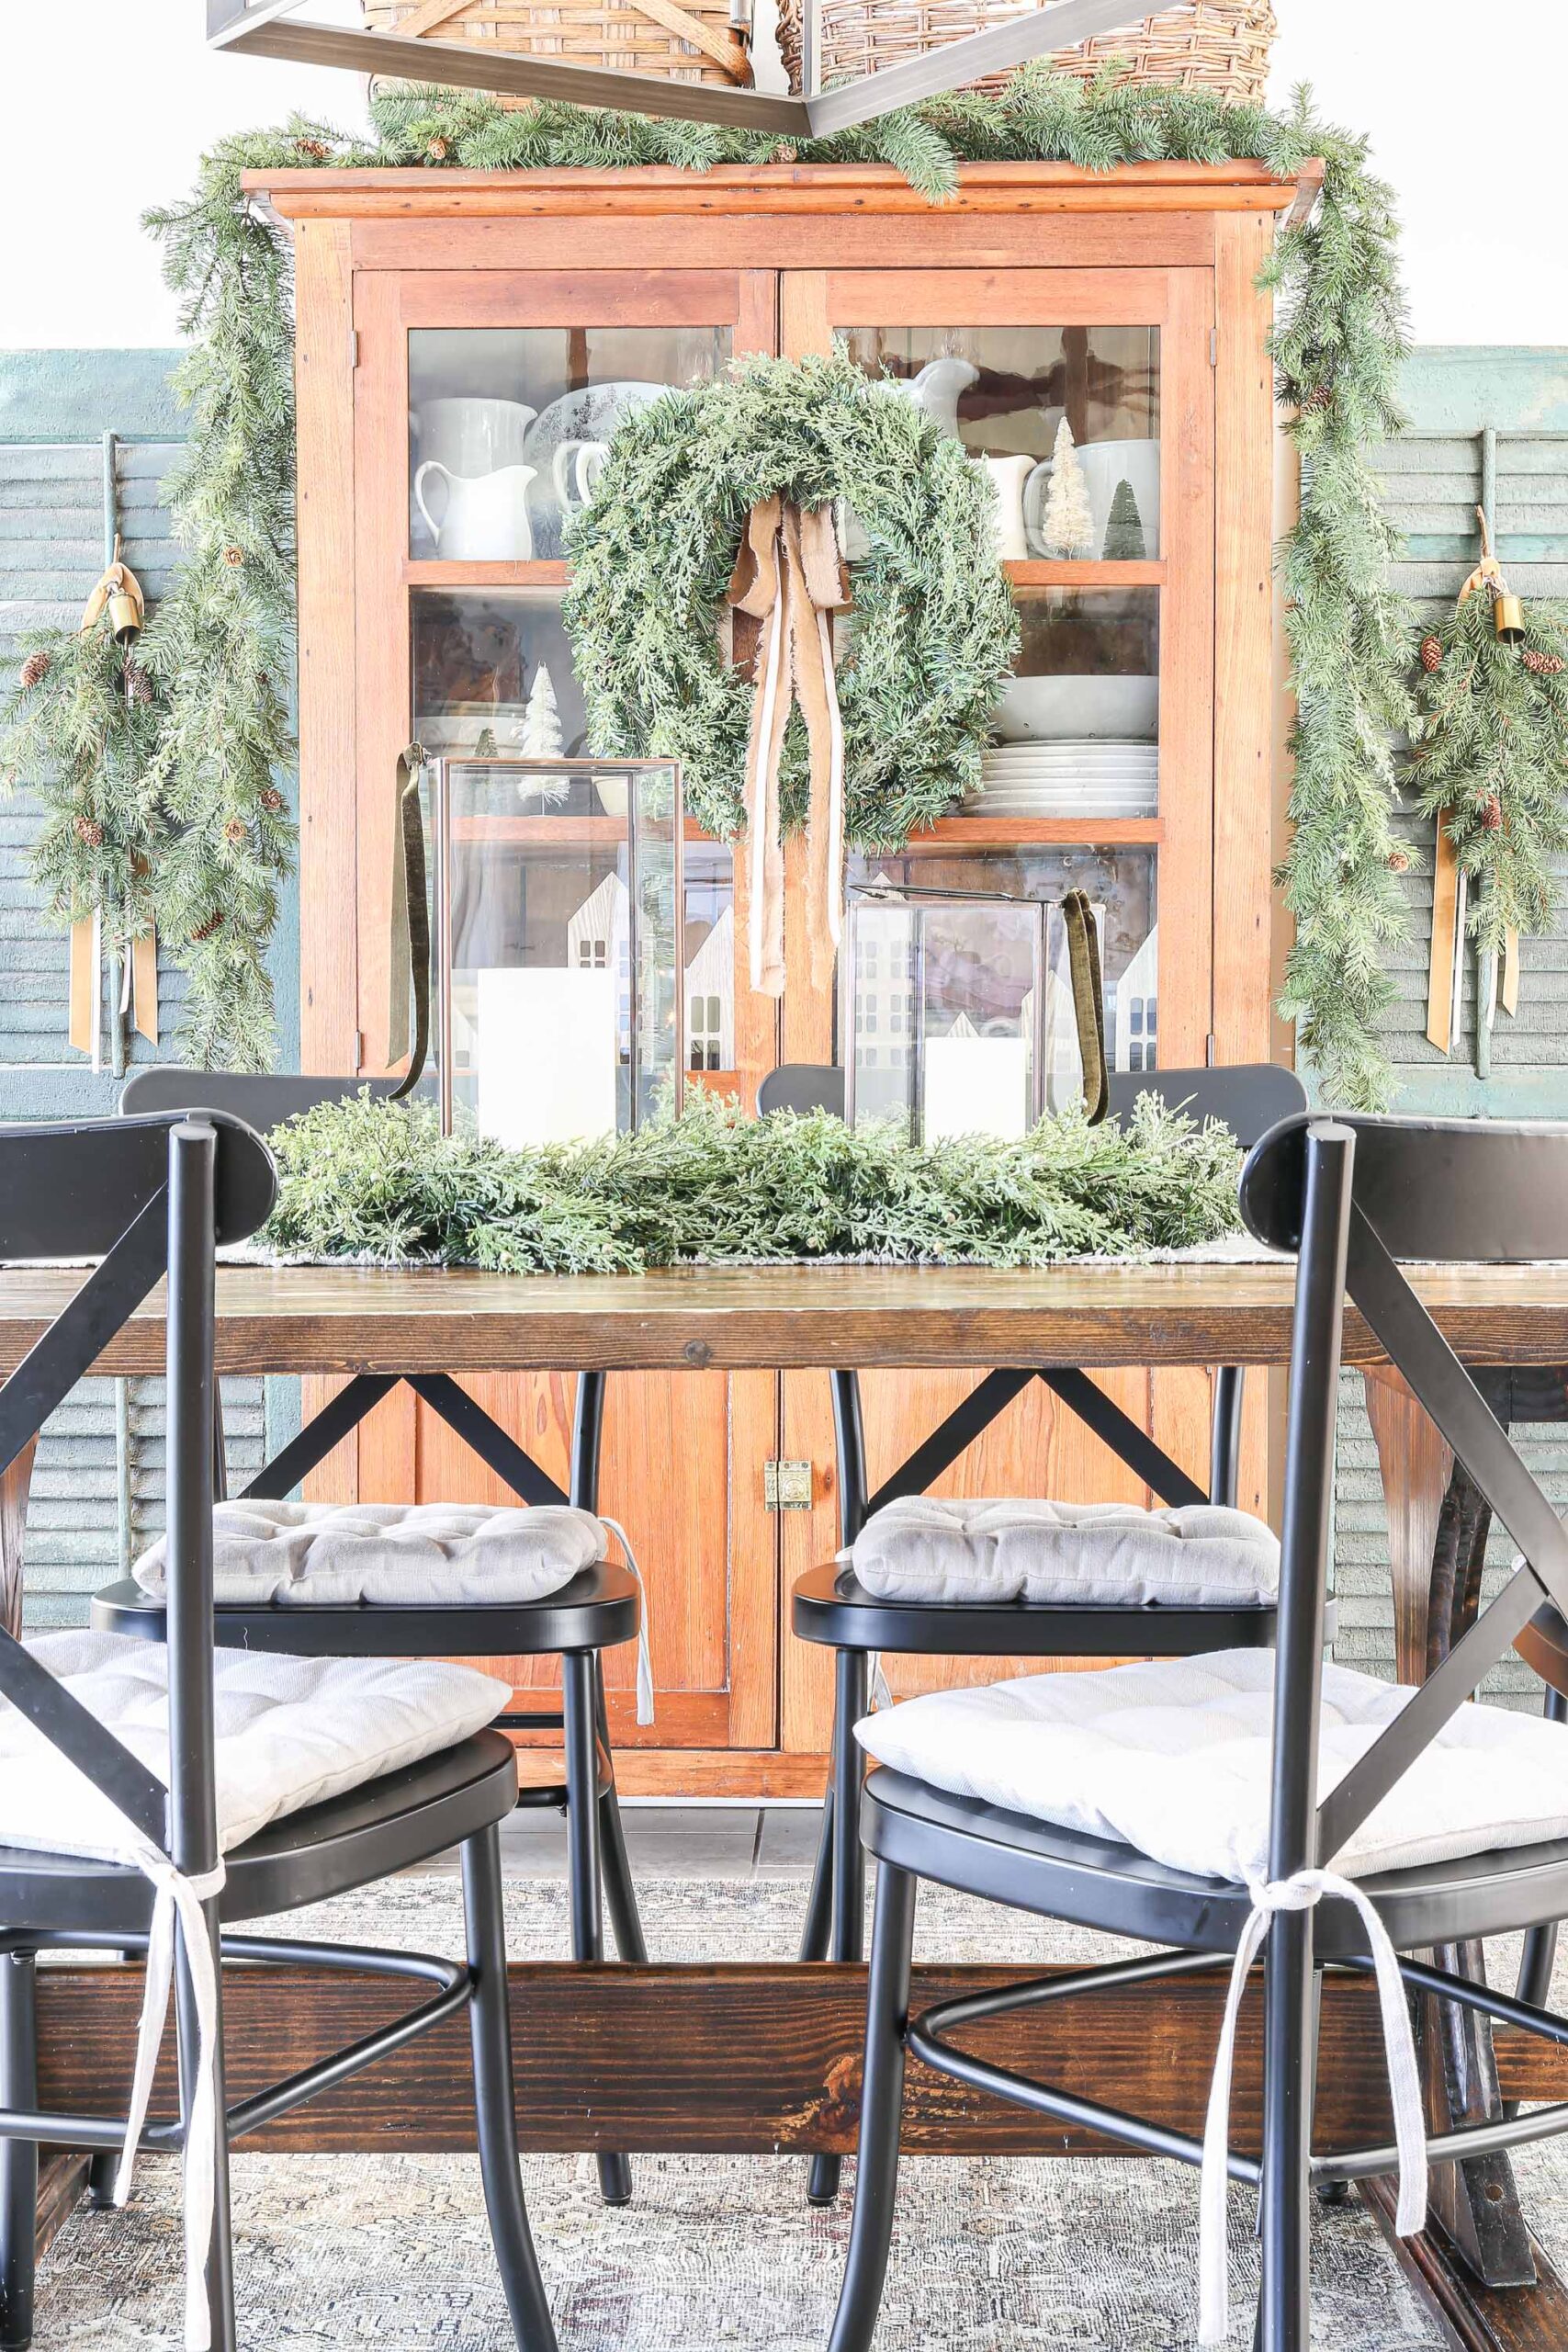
[841,883,1103,1141]
[427,755,683,1144]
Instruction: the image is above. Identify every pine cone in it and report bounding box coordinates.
[224,817,248,846]
[19,650,51,690]
[425,136,450,162]
[122,660,153,706]
[1479,795,1504,832]
[1419,634,1443,674]
[189,911,223,944]
[1524,646,1566,677]
[73,814,104,848]
[259,786,285,815]
[1299,385,1333,415]
[1386,848,1411,875]
[293,135,331,161]
[222,546,245,569]
[773,142,799,164]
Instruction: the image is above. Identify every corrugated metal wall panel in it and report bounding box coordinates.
[1331,351,1568,1707]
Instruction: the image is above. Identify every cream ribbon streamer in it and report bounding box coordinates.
[1198,1868,1426,2346]
[727,496,850,998]
[114,1846,229,2352]
[600,1515,656,1726]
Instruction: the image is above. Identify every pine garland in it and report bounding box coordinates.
[261,1086,1243,1272]
[1408,590,1568,951]
[127,75,1410,1095]
[562,352,1020,841]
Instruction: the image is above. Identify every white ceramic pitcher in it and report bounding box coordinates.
[982,454,1033,560]
[413,460,536,560]
[551,438,610,516]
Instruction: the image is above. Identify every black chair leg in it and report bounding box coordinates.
[809,1649,870,2206]
[592,1657,647,1967]
[463,1821,558,2352]
[798,1785,834,1964]
[825,1860,918,2352]
[1258,1909,1315,2352]
[0,1953,37,2352]
[562,1650,633,2207]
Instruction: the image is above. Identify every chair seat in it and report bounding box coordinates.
[133,1498,611,1611]
[0,1731,519,1935]
[856,1649,1568,1916]
[849,1495,1280,1608]
[792,1559,1297,1656]
[863,1765,1568,1956]
[95,1560,640,1658]
[0,1631,513,1931]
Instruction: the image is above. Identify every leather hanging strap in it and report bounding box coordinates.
[727,495,850,998]
[387,743,430,1100]
[1058,888,1107,1125]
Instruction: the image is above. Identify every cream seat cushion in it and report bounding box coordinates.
[855,1648,1568,1882]
[851,1497,1279,1609]
[134,1500,608,1610]
[0,1631,512,1862]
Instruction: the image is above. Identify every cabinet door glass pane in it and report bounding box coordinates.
[409,326,731,559]
[841,326,1159,559]
[974,586,1158,820]
[413,586,590,763]
[848,847,1157,1101]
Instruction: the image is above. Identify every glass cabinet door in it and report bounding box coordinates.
[355,268,773,1102]
[788,265,1212,1084]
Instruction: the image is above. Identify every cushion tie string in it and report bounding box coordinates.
[1199,1868,1426,2347]
[115,1846,228,2352]
[600,1517,655,1725]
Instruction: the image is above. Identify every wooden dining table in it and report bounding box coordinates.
[5,1253,1568,2350]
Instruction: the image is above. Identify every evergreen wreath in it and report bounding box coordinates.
[123,73,1409,1096]
[560,352,1019,842]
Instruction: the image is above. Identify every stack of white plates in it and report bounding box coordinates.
[966,740,1158,819]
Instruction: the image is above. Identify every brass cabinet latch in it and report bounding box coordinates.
[763,1458,814,1510]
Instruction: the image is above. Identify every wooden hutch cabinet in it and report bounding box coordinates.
[256,156,1306,1796]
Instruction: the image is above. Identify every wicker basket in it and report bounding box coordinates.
[363,0,754,101]
[775,0,1273,103]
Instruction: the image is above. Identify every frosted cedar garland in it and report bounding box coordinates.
[262,1086,1243,1272]
[118,73,1407,1091]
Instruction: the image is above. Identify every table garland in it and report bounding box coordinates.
[260,1087,1242,1273]
[562,352,1018,843]
[4,73,1407,1096]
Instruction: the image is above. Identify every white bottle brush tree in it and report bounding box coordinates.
[517,662,570,805]
[1040,417,1095,559]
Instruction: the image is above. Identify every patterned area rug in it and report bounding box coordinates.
[34,1876,1568,2350]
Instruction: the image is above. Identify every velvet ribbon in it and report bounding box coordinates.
[727,496,850,998]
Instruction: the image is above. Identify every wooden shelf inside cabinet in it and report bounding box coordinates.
[406,560,571,588]
[901,817,1163,847]
[1004,561,1166,589]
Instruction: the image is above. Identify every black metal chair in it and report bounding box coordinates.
[826,1111,1568,2352]
[764,1058,1307,2202]
[102,1068,647,2209]
[0,1110,556,2352]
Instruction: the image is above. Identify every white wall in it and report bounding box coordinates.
[2,1,1565,349]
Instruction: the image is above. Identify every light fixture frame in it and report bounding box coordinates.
[208,0,1193,139]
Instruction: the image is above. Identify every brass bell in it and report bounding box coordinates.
[107,585,143,646]
[1495,592,1526,645]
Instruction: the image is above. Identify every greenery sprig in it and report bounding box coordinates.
[116,74,1408,1094]
[1409,590,1568,951]
[261,1086,1243,1272]
[562,351,1020,841]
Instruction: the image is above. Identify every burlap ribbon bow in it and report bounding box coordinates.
[726,496,850,997]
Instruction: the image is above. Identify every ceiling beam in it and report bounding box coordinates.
[207,0,1199,139]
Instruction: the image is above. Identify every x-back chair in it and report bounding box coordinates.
[100,1067,649,2209]
[827,1112,1568,2352]
[764,1058,1308,2202]
[0,1111,558,2352]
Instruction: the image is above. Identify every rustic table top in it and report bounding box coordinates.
[4,1258,1568,1375]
